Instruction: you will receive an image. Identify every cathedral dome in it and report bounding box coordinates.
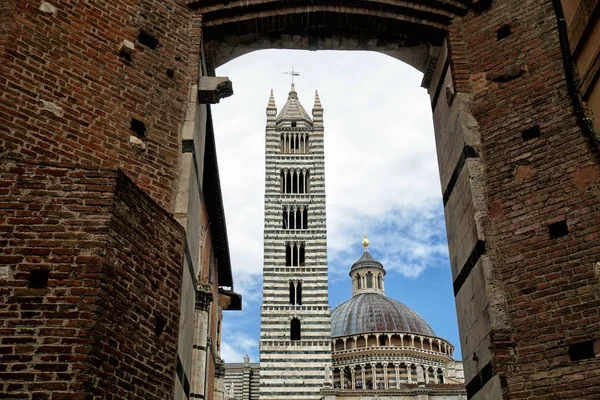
[330,293,435,338]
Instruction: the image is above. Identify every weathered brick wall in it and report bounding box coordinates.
[0,0,194,210]
[450,0,600,398]
[0,160,185,399]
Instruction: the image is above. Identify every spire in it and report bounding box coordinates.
[287,83,298,100]
[266,88,277,124]
[313,90,322,110]
[267,88,276,109]
[275,83,312,127]
[312,89,323,130]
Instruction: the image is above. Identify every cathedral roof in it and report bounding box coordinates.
[332,238,434,338]
[350,249,385,273]
[330,293,435,337]
[276,83,313,126]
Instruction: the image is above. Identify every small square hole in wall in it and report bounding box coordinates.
[155,313,166,335]
[522,125,540,141]
[130,118,146,139]
[28,270,49,289]
[569,340,595,361]
[497,24,512,40]
[549,220,569,239]
[166,68,175,79]
[138,31,160,50]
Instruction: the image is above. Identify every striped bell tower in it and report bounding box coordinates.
[259,84,332,399]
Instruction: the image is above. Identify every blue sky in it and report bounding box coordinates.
[211,49,462,364]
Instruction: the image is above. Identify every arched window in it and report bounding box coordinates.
[377,275,382,289]
[356,274,362,289]
[285,243,292,266]
[289,281,303,305]
[291,318,301,341]
[379,336,386,346]
[366,272,373,288]
[297,282,302,305]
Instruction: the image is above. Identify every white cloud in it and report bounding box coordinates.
[220,330,258,363]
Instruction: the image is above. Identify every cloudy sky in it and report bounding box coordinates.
[211,49,461,364]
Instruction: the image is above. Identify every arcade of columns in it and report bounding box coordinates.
[331,332,454,390]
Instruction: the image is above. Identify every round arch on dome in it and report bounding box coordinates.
[330,293,434,337]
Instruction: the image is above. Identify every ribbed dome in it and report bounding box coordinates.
[331,293,435,337]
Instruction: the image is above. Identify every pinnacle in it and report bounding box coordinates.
[267,88,276,109]
[313,89,322,109]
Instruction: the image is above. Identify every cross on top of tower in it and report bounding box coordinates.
[284,66,300,84]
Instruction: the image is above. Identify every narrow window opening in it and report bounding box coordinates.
[286,171,292,193]
[549,220,569,239]
[377,275,382,289]
[366,272,373,288]
[292,171,297,194]
[357,274,362,289]
[290,318,301,340]
[303,208,308,228]
[282,208,288,229]
[291,121,297,127]
[154,313,166,335]
[138,31,160,50]
[289,281,295,305]
[28,269,49,289]
[130,118,146,139]
[522,125,540,141]
[166,68,175,79]
[300,243,305,266]
[297,282,302,305]
[292,243,298,265]
[569,340,595,361]
[497,24,512,40]
[379,336,386,346]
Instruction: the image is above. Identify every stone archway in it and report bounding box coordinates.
[2,1,600,399]
[186,1,600,399]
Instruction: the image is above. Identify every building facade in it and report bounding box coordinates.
[259,84,332,399]
[224,356,260,400]
[323,236,466,399]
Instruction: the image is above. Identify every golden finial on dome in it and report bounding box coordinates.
[362,233,369,251]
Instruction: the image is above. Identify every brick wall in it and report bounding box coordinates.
[452,0,600,398]
[0,160,185,399]
[0,0,195,210]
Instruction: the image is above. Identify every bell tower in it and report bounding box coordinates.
[259,84,332,399]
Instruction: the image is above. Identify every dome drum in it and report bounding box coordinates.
[331,332,454,359]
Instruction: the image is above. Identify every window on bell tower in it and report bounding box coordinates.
[286,241,305,266]
[282,206,308,229]
[281,169,310,194]
[280,133,309,154]
[290,318,301,340]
